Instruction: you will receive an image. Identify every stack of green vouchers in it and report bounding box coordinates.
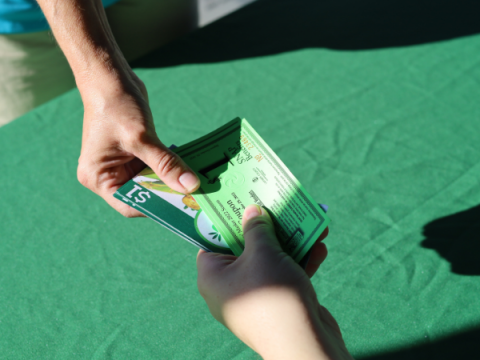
[114,118,330,263]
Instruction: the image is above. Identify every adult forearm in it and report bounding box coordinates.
[37,0,200,216]
[36,0,129,92]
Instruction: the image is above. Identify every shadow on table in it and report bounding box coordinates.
[132,0,480,68]
[421,204,480,276]
[359,326,480,360]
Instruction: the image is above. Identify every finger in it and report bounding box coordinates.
[242,205,283,254]
[78,160,147,218]
[196,250,217,285]
[126,156,148,177]
[130,138,200,195]
[99,159,149,217]
[90,175,147,217]
[103,192,147,218]
[197,249,207,260]
[196,250,219,308]
[304,227,329,277]
[305,242,328,278]
[319,226,329,241]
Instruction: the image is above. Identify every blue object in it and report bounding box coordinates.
[0,0,120,34]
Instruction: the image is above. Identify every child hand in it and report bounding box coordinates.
[197,205,352,360]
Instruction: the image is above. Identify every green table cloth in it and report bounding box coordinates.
[1,0,479,358]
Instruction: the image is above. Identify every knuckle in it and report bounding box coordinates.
[243,218,273,236]
[197,279,207,299]
[77,164,90,188]
[246,216,270,229]
[155,151,182,177]
[122,125,148,148]
[122,210,138,219]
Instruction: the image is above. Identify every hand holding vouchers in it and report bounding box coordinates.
[115,118,330,263]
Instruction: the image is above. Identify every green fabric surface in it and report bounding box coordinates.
[1,0,480,358]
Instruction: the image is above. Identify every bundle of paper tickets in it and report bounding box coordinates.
[115,118,330,263]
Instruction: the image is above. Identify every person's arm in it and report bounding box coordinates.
[197,205,353,360]
[36,0,200,217]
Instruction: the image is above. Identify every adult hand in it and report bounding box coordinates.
[77,64,200,217]
[197,205,353,360]
[36,0,200,218]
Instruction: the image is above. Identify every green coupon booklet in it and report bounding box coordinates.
[114,166,234,255]
[115,118,330,263]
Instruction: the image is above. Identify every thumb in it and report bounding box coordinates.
[242,205,283,254]
[132,137,200,194]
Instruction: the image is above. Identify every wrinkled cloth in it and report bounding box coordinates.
[1,1,480,359]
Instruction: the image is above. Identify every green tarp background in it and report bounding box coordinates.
[1,0,479,358]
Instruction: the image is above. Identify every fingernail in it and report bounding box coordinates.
[179,172,200,193]
[243,204,263,222]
